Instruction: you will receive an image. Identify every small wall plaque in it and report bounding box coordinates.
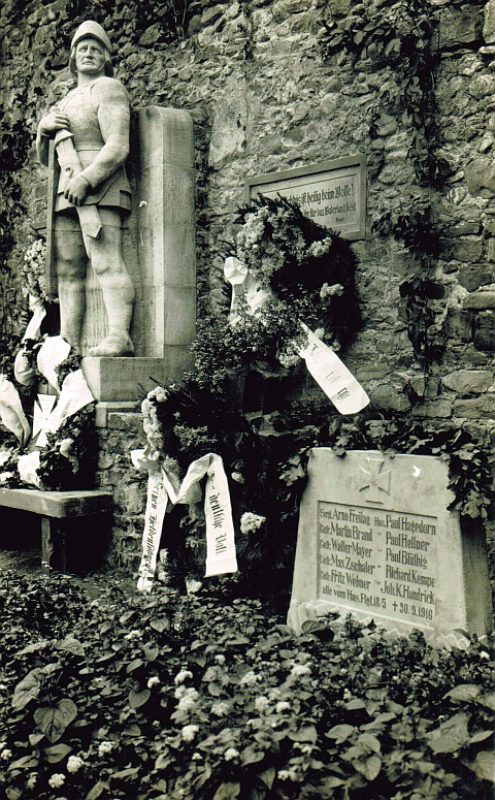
[245,155,366,240]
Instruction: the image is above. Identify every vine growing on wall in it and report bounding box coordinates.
[321,0,447,370]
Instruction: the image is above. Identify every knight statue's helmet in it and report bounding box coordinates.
[69,21,113,77]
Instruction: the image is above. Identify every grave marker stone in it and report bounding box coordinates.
[288,449,492,646]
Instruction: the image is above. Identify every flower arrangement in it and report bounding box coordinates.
[21,238,49,305]
[0,345,98,491]
[194,194,361,394]
[0,236,98,490]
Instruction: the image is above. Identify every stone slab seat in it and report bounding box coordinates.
[0,488,113,573]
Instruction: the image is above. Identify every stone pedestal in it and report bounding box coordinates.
[288,449,493,647]
[81,106,196,411]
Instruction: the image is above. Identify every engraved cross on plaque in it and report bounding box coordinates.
[358,456,391,504]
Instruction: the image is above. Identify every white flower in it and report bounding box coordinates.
[59,437,74,457]
[98,741,113,757]
[48,773,66,788]
[277,768,298,781]
[67,755,84,773]
[320,282,344,299]
[214,654,226,665]
[147,676,160,688]
[182,724,199,742]
[231,471,245,484]
[275,701,291,713]
[224,747,239,761]
[240,512,266,534]
[124,629,141,640]
[26,773,37,789]
[149,386,169,403]
[177,687,199,714]
[185,578,202,594]
[175,670,193,686]
[0,748,12,761]
[278,351,300,369]
[192,752,202,761]
[211,701,230,717]
[255,695,270,713]
[240,670,259,687]
[290,663,311,678]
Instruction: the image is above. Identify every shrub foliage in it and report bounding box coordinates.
[0,572,493,800]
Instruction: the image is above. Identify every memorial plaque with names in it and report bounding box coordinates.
[245,156,366,240]
[288,449,492,646]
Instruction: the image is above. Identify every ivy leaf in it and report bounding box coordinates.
[326,724,355,742]
[427,712,470,754]
[86,781,108,800]
[44,743,72,763]
[12,669,42,710]
[353,754,381,781]
[150,617,169,633]
[126,658,144,674]
[241,746,265,765]
[34,699,78,743]
[7,755,38,772]
[56,636,85,656]
[143,644,160,661]
[213,782,241,800]
[128,688,150,708]
[258,767,276,789]
[290,725,318,743]
[443,685,480,703]
[465,751,495,782]
[469,730,493,745]
[477,692,495,711]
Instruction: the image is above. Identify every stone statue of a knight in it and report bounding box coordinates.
[36,20,134,357]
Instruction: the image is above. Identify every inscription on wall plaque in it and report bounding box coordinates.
[288,449,493,646]
[245,156,366,240]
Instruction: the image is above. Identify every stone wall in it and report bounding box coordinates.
[1,0,495,561]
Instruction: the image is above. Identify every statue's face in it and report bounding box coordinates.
[75,38,106,76]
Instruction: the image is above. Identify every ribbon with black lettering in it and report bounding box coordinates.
[132,450,237,590]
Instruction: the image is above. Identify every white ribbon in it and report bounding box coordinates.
[17,451,41,488]
[37,336,71,391]
[0,375,31,446]
[298,325,369,415]
[47,369,95,432]
[132,449,238,591]
[131,450,170,592]
[224,257,272,320]
[14,295,47,386]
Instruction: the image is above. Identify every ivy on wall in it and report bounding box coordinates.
[321,0,448,371]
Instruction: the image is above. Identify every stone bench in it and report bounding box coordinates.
[0,488,113,572]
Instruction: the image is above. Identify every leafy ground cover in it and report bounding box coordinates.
[0,571,493,800]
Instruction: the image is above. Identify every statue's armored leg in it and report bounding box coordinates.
[54,212,87,351]
[84,209,134,357]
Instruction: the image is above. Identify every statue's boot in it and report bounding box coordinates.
[88,284,134,357]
